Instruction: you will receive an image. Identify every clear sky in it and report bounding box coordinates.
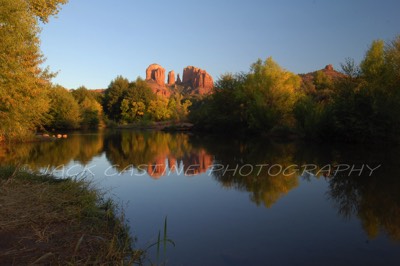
[40,0,400,89]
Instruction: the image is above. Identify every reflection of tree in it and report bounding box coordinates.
[328,171,400,241]
[328,174,361,219]
[195,136,300,208]
[323,145,400,241]
[0,133,104,168]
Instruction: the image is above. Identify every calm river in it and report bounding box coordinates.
[1,130,400,265]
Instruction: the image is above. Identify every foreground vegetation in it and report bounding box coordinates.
[0,166,142,265]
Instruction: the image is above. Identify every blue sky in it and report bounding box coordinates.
[40,0,400,89]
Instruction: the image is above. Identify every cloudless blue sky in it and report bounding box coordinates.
[40,0,400,89]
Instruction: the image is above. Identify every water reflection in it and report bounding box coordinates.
[194,136,300,207]
[329,169,400,241]
[103,130,213,178]
[1,130,400,242]
[0,132,103,168]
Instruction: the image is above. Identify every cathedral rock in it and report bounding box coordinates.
[144,63,214,96]
[146,64,166,86]
[145,64,170,97]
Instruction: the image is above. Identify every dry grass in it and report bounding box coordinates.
[0,166,143,265]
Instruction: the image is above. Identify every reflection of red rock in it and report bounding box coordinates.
[147,158,167,179]
[182,150,213,176]
[168,157,177,173]
[145,149,213,178]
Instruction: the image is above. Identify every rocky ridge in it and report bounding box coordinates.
[145,63,214,96]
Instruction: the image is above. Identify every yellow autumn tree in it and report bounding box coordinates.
[244,57,302,131]
[0,0,68,141]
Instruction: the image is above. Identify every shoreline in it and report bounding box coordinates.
[0,166,143,265]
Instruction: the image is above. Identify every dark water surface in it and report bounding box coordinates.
[2,130,400,265]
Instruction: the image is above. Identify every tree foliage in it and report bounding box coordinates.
[190,58,301,134]
[0,0,68,141]
[104,76,192,124]
[72,86,103,128]
[244,57,301,131]
[103,76,130,122]
[294,36,400,142]
[47,86,81,129]
[147,97,171,121]
[27,0,69,23]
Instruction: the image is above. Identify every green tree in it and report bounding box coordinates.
[324,36,400,142]
[103,76,130,121]
[126,78,156,107]
[360,40,385,83]
[148,97,171,121]
[293,95,329,139]
[244,57,302,131]
[189,59,302,135]
[118,78,156,123]
[385,36,400,87]
[120,99,146,123]
[168,94,192,121]
[0,0,68,141]
[47,86,81,129]
[314,70,333,90]
[340,57,360,79]
[72,86,103,128]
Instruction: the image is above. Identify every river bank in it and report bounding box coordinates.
[0,166,143,265]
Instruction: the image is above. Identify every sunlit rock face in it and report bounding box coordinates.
[181,66,214,95]
[145,64,171,97]
[167,70,175,85]
[146,64,166,86]
[145,64,214,96]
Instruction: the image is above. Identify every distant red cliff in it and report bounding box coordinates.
[145,63,214,97]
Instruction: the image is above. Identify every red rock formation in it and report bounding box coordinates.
[176,73,182,84]
[181,66,213,95]
[144,64,213,96]
[145,64,171,97]
[146,64,166,86]
[300,64,346,84]
[168,70,175,85]
[146,82,171,97]
[325,64,334,71]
